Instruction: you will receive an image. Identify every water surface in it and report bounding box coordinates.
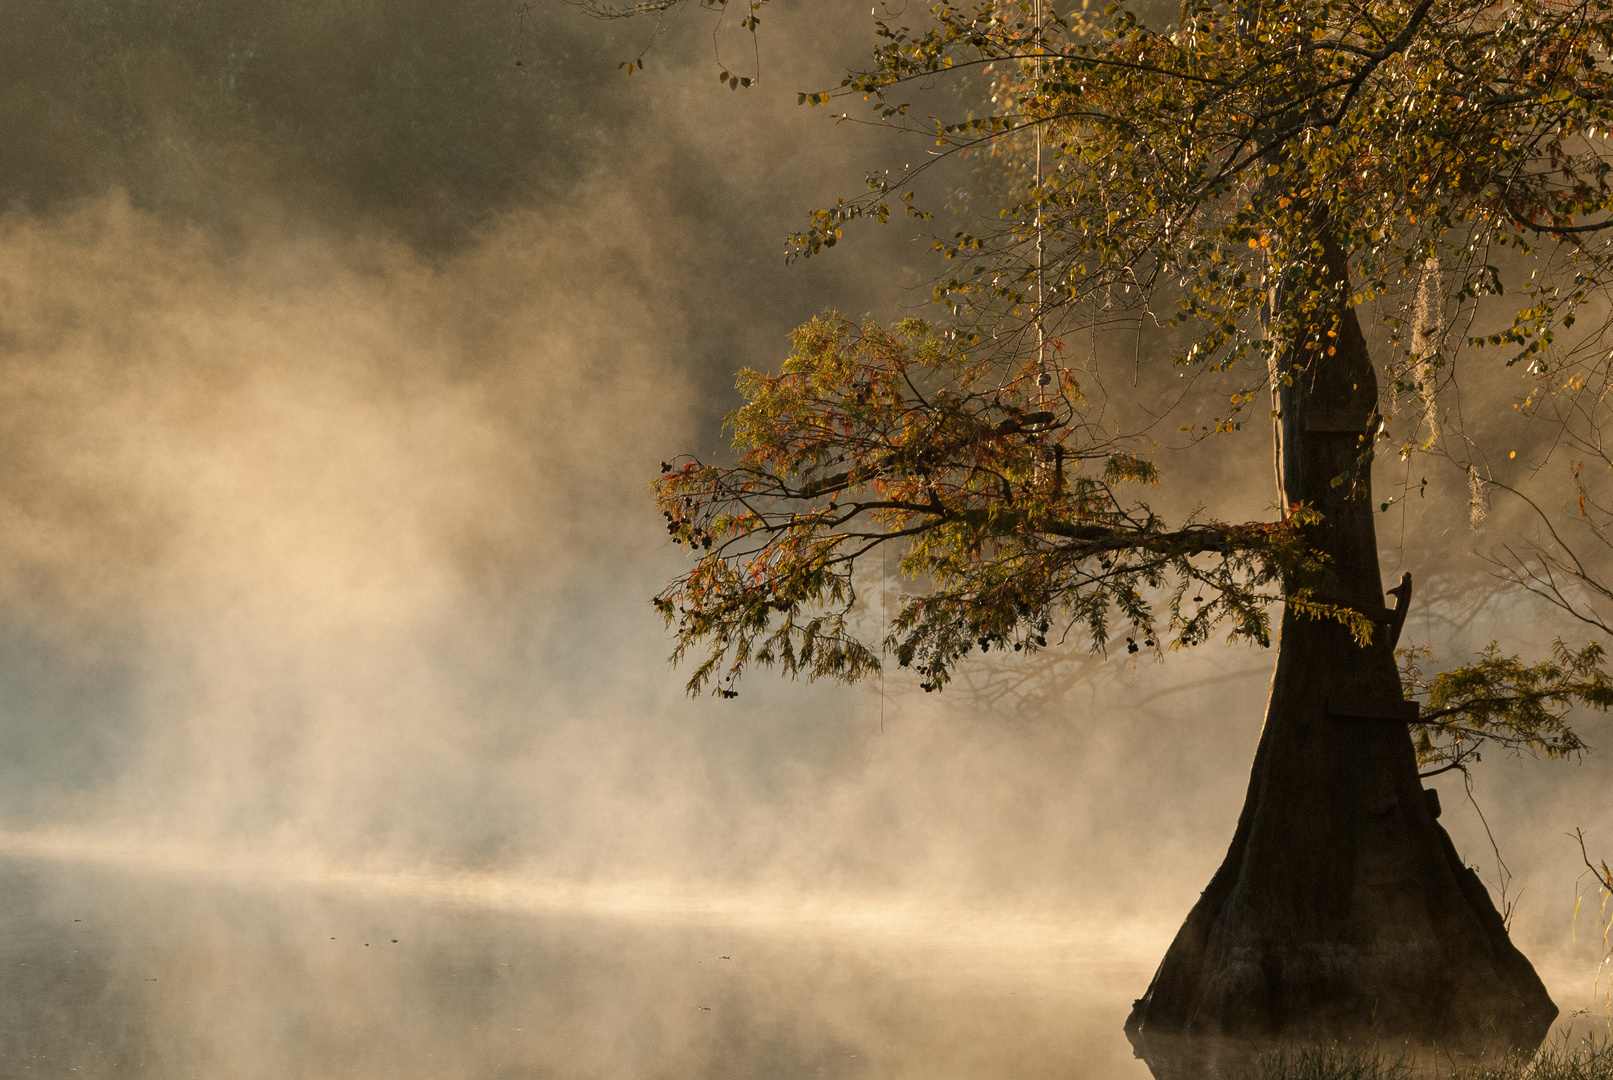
[0,854,1158,1080]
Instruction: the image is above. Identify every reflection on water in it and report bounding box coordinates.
[0,856,1158,1079]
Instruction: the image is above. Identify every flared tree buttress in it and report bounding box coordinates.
[1124,233,1557,1061]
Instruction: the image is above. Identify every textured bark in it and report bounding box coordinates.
[1123,236,1557,1068]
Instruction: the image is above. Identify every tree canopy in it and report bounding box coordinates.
[635,0,1613,771]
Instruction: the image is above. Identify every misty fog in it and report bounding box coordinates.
[0,2,1609,1077]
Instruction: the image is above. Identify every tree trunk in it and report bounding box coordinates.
[1123,234,1557,1073]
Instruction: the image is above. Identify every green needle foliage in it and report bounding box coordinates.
[1399,641,1610,772]
[791,0,1613,400]
[638,0,1613,761]
[654,314,1333,696]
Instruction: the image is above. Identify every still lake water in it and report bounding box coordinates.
[0,852,1161,1080]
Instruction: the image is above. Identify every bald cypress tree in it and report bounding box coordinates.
[627,0,1613,1059]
